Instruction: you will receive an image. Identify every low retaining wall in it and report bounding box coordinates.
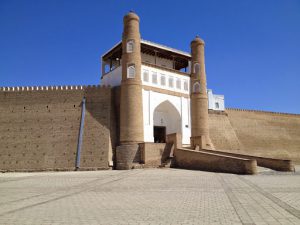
[202,149,294,171]
[175,148,257,174]
[166,133,182,149]
[140,143,166,167]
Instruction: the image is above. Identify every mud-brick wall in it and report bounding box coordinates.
[0,85,114,171]
[208,109,300,163]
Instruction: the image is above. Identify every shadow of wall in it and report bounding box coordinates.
[0,85,114,171]
[209,109,300,163]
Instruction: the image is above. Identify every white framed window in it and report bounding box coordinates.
[176,79,181,89]
[193,82,200,93]
[126,40,134,53]
[143,70,149,82]
[168,77,174,88]
[160,75,166,86]
[152,72,158,84]
[183,80,188,91]
[127,64,135,78]
[215,102,219,109]
[194,63,200,73]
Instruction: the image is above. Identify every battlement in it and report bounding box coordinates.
[0,82,114,172]
[226,107,300,117]
[0,84,111,92]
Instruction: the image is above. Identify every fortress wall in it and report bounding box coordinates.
[208,111,243,151]
[1,84,299,171]
[209,109,300,163]
[0,85,113,171]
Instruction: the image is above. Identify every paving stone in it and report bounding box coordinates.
[0,168,299,224]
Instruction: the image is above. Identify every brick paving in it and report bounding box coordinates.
[0,167,299,225]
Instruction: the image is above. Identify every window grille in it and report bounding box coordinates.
[127,40,134,53]
[161,75,166,86]
[127,64,135,78]
[183,80,188,91]
[176,79,181,89]
[152,72,158,84]
[169,77,174,88]
[193,82,200,93]
[194,63,200,73]
[143,70,149,82]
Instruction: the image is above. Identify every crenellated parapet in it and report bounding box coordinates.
[0,84,111,92]
[0,82,113,172]
[226,107,300,117]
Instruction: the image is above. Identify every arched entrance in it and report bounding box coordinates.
[153,101,181,143]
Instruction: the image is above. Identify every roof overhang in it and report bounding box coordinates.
[101,39,191,61]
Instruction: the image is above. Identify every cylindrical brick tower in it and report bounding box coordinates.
[116,11,144,169]
[190,36,214,150]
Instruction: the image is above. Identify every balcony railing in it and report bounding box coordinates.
[142,61,190,76]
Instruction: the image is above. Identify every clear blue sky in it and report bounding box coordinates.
[0,0,299,113]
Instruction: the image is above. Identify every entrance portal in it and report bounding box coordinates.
[153,100,181,142]
[154,126,166,143]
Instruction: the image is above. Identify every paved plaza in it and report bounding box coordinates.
[0,167,299,225]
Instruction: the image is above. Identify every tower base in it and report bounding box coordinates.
[191,136,215,150]
[116,144,141,170]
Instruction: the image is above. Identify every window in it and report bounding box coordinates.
[160,75,166,86]
[180,68,186,73]
[143,70,149,82]
[126,40,134,53]
[176,79,181,89]
[152,72,158,84]
[127,64,135,78]
[104,64,110,74]
[183,80,188,91]
[194,63,200,73]
[168,77,174,88]
[215,102,219,109]
[193,82,200,93]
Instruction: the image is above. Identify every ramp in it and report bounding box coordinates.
[201,149,294,172]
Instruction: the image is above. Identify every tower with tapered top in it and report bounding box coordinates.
[120,11,143,144]
[116,11,144,169]
[190,36,214,149]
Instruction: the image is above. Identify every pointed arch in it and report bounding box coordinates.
[193,82,200,93]
[153,100,181,118]
[194,63,200,74]
[126,39,134,53]
[153,100,182,142]
[127,64,135,78]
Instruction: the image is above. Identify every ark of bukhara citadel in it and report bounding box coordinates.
[1,12,300,174]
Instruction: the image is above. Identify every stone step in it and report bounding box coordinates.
[159,157,173,168]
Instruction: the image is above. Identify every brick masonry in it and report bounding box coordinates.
[0,85,299,171]
[0,85,114,171]
[175,148,257,174]
[209,109,300,163]
[140,142,172,167]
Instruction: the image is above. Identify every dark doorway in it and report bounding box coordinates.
[154,126,166,143]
